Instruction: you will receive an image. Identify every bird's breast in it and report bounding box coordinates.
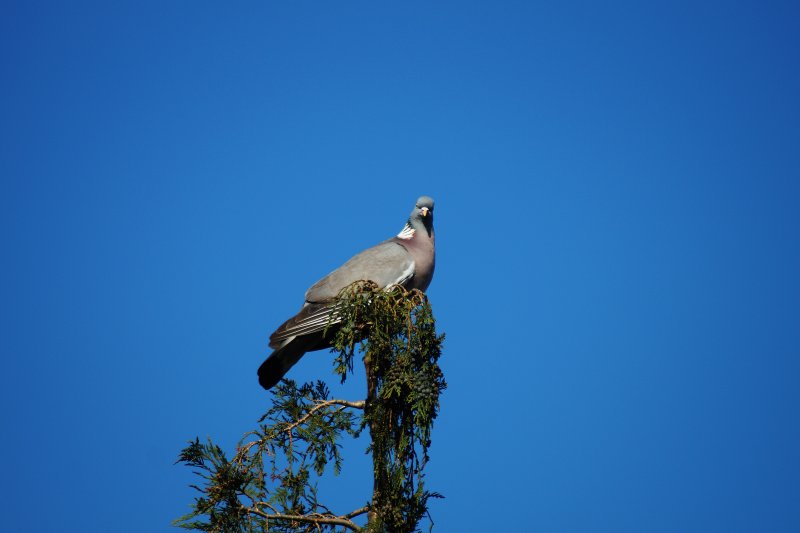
[398,234,435,291]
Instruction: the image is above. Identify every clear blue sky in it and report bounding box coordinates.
[2,2,799,531]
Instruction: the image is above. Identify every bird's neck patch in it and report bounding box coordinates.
[396,222,415,240]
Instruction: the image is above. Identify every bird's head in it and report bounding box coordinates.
[409,195,435,235]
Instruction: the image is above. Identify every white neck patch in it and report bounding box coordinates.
[396,224,415,240]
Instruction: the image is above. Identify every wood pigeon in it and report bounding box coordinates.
[258,196,436,390]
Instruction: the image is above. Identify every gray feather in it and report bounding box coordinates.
[305,242,414,303]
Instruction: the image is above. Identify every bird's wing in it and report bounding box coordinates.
[268,242,415,349]
[304,241,415,303]
[269,302,334,349]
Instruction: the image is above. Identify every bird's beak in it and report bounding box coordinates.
[420,207,429,217]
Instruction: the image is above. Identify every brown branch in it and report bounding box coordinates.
[237,398,365,455]
[276,399,364,436]
[248,504,367,532]
[344,506,369,519]
[326,399,365,409]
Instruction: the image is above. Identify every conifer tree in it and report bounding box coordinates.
[175,281,446,532]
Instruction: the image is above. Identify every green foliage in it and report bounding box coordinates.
[176,282,445,533]
[332,282,446,533]
[175,380,361,532]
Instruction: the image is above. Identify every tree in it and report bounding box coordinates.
[175,281,446,532]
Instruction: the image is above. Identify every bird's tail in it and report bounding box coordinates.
[257,337,312,390]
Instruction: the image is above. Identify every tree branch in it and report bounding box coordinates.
[248,504,368,532]
[326,399,366,409]
[344,506,369,519]
[276,399,364,436]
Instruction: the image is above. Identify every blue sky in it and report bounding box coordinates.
[2,1,799,531]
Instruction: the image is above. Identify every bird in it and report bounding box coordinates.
[257,196,436,390]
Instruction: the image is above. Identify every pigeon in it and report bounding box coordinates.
[258,196,436,390]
